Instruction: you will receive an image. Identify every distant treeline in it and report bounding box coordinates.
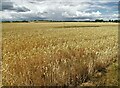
[2,19,120,23]
[2,20,29,23]
[94,19,120,22]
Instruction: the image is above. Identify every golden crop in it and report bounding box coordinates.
[2,22,118,86]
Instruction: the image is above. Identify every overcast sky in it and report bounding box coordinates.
[0,0,119,21]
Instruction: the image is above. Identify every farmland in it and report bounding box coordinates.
[2,22,118,86]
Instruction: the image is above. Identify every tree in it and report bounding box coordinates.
[95,19,104,22]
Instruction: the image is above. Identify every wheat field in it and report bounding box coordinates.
[2,22,118,86]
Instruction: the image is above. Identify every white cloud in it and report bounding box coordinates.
[1,0,119,21]
[0,11,13,20]
[62,11,102,20]
[113,14,118,17]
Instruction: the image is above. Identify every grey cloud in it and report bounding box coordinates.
[66,16,93,19]
[28,0,48,4]
[1,1,30,12]
[1,2,13,11]
[15,7,30,12]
